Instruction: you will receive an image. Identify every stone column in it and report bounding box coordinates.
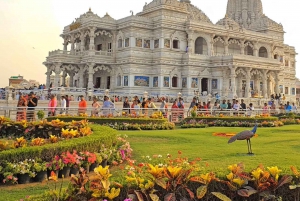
[254,75,260,95]
[224,37,229,54]
[253,42,258,57]
[63,37,68,51]
[245,68,252,98]
[80,31,85,52]
[186,30,194,54]
[210,34,215,56]
[70,35,75,54]
[112,31,117,60]
[222,68,228,98]
[45,65,51,89]
[87,63,95,89]
[240,40,245,55]
[198,78,202,93]
[78,65,86,88]
[262,70,268,98]
[62,71,67,87]
[237,77,243,97]
[89,28,95,50]
[69,72,74,87]
[54,63,62,88]
[229,66,236,98]
[275,73,280,94]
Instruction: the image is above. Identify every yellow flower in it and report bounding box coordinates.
[228,164,238,173]
[200,173,213,184]
[144,180,154,190]
[61,128,70,138]
[233,178,245,187]
[166,166,182,178]
[125,176,136,183]
[69,129,79,138]
[105,188,120,200]
[148,164,164,178]
[226,172,234,181]
[94,165,112,180]
[49,135,58,143]
[267,166,282,181]
[252,168,263,180]
[92,189,103,198]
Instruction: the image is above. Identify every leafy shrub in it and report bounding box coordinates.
[0,124,117,163]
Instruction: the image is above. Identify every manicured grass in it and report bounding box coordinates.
[122,125,300,175]
[1,125,300,201]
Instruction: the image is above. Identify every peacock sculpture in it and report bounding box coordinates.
[228,124,258,154]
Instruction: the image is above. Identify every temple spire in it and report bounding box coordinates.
[180,0,191,3]
[226,0,263,28]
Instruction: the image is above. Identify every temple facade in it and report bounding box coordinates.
[44,0,297,100]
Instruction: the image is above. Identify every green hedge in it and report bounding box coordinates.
[184,116,278,123]
[46,117,167,124]
[0,124,117,163]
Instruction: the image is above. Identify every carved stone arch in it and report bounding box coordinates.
[213,36,225,55]
[228,38,241,46]
[199,68,211,77]
[258,45,271,58]
[84,30,90,37]
[251,69,263,78]
[244,41,254,56]
[194,33,210,55]
[170,31,182,41]
[95,30,113,38]
[235,68,247,78]
[93,64,112,74]
[117,30,124,40]
[273,47,284,56]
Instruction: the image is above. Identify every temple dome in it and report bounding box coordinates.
[185,3,212,24]
[249,15,283,33]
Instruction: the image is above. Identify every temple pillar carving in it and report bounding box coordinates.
[53,63,62,88]
[87,63,95,89]
[69,72,74,87]
[224,37,229,54]
[275,73,280,94]
[78,65,86,88]
[89,27,95,52]
[245,68,252,98]
[229,66,237,98]
[62,71,67,87]
[262,70,268,98]
[45,64,52,89]
[70,35,75,54]
[80,31,85,52]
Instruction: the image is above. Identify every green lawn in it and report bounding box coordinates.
[1,125,300,201]
[123,125,300,175]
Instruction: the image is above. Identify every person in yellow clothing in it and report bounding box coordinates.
[78,96,87,115]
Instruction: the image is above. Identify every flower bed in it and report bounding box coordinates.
[47,117,175,130]
[181,118,284,128]
[24,152,300,201]
[0,130,132,185]
[185,116,279,123]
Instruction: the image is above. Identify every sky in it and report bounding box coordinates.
[0,0,299,87]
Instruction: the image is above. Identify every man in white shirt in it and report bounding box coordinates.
[60,96,66,114]
[232,100,240,110]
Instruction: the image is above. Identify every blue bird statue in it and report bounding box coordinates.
[228,124,258,154]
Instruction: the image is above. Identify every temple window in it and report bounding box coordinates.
[195,37,208,55]
[118,39,122,48]
[97,44,102,51]
[173,39,179,49]
[144,40,150,48]
[108,43,112,52]
[258,47,268,58]
[154,39,159,48]
[172,77,178,87]
[244,46,253,56]
[136,38,142,47]
[125,38,129,47]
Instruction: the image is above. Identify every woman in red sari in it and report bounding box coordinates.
[16,94,27,121]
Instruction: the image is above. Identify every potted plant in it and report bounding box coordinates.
[37,110,45,120]
[46,155,64,177]
[32,160,47,182]
[90,153,102,172]
[14,159,36,184]
[99,145,113,167]
[60,150,82,177]
[79,151,97,173]
[2,172,18,185]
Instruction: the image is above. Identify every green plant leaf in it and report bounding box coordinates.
[196,185,207,199]
[237,186,257,197]
[211,192,231,201]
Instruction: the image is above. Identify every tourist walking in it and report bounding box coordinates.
[123,97,130,114]
[102,96,115,116]
[16,94,27,121]
[171,100,179,122]
[91,97,101,116]
[27,92,38,121]
[48,95,57,117]
[292,102,297,112]
[65,95,70,114]
[60,96,66,115]
[246,103,254,117]
[78,96,87,115]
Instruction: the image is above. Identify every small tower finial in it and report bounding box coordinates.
[89,7,91,12]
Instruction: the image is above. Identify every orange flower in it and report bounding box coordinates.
[49,171,58,181]
[178,150,182,155]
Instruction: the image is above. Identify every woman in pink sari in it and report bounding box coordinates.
[16,94,27,121]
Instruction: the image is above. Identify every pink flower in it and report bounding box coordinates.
[120,150,125,160]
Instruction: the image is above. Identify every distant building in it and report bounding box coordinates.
[9,76,40,89]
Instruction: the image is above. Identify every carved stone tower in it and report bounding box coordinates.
[226,0,263,28]
[180,0,191,3]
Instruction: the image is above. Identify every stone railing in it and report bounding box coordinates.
[95,50,112,56]
[48,50,71,56]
